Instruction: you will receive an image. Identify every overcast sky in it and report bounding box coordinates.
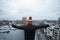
[0,0,60,20]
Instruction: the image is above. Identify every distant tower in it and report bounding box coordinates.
[44,19,48,24]
[58,17,60,27]
[22,17,27,24]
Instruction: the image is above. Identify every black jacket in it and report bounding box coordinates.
[12,24,49,40]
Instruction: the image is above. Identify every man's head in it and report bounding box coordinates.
[29,17,32,20]
[27,17,32,25]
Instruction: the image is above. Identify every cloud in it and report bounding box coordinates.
[0,0,60,20]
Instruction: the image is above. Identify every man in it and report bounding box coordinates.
[12,17,49,40]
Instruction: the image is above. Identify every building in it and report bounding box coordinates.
[58,17,60,27]
[22,17,27,24]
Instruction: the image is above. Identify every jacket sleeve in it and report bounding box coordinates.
[36,24,49,29]
[12,24,26,30]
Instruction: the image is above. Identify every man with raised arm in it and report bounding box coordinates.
[12,17,49,40]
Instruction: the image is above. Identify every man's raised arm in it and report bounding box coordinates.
[12,24,26,30]
[36,24,49,29]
